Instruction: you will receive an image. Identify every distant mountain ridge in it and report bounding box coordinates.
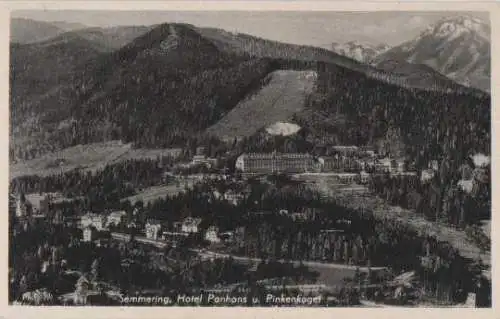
[193,25,477,94]
[11,17,154,51]
[331,41,390,64]
[10,18,67,44]
[10,17,481,94]
[48,21,89,31]
[54,25,155,52]
[374,15,490,92]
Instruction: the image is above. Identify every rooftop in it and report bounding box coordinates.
[146,219,162,225]
[183,217,202,225]
[82,213,105,218]
[240,152,313,159]
[331,146,359,150]
[109,210,126,217]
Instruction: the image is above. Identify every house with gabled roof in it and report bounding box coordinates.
[181,217,202,234]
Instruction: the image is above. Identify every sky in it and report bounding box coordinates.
[11,10,490,47]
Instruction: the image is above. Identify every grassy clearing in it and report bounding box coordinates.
[10,140,182,179]
[121,182,194,205]
[206,70,317,140]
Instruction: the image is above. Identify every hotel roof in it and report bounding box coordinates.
[240,152,313,159]
[331,146,359,149]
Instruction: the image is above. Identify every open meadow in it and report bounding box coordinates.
[10,140,182,179]
[121,182,194,205]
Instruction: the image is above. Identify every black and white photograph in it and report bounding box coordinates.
[7,4,492,309]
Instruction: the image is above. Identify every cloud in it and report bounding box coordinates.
[361,23,398,38]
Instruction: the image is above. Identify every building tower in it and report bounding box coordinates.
[15,196,27,218]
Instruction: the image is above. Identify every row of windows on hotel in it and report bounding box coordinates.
[235,152,405,174]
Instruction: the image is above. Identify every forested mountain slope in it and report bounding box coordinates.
[54,25,155,52]
[10,22,490,169]
[10,23,276,160]
[193,25,478,94]
[293,62,490,168]
[229,58,489,174]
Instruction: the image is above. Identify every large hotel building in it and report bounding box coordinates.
[235,152,315,174]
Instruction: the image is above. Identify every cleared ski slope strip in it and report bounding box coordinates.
[206,70,317,140]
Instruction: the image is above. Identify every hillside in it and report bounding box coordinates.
[195,27,362,70]
[71,24,274,145]
[373,59,464,90]
[47,21,89,31]
[206,70,317,140]
[9,21,490,172]
[292,62,490,166]
[56,25,154,52]
[10,141,133,179]
[10,34,105,157]
[10,141,182,179]
[193,25,473,93]
[11,17,152,51]
[10,34,105,141]
[13,18,468,94]
[230,58,489,170]
[374,15,490,92]
[9,23,276,161]
[10,18,65,43]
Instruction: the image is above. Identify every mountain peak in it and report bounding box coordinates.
[331,41,389,64]
[437,15,487,27]
[375,15,490,92]
[113,22,224,64]
[422,15,489,41]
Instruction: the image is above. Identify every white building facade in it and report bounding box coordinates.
[106,210,127,227]
[80,213,107,231]
[205,226,220,243]
[145,220,162,240]
[181,217,202,233]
